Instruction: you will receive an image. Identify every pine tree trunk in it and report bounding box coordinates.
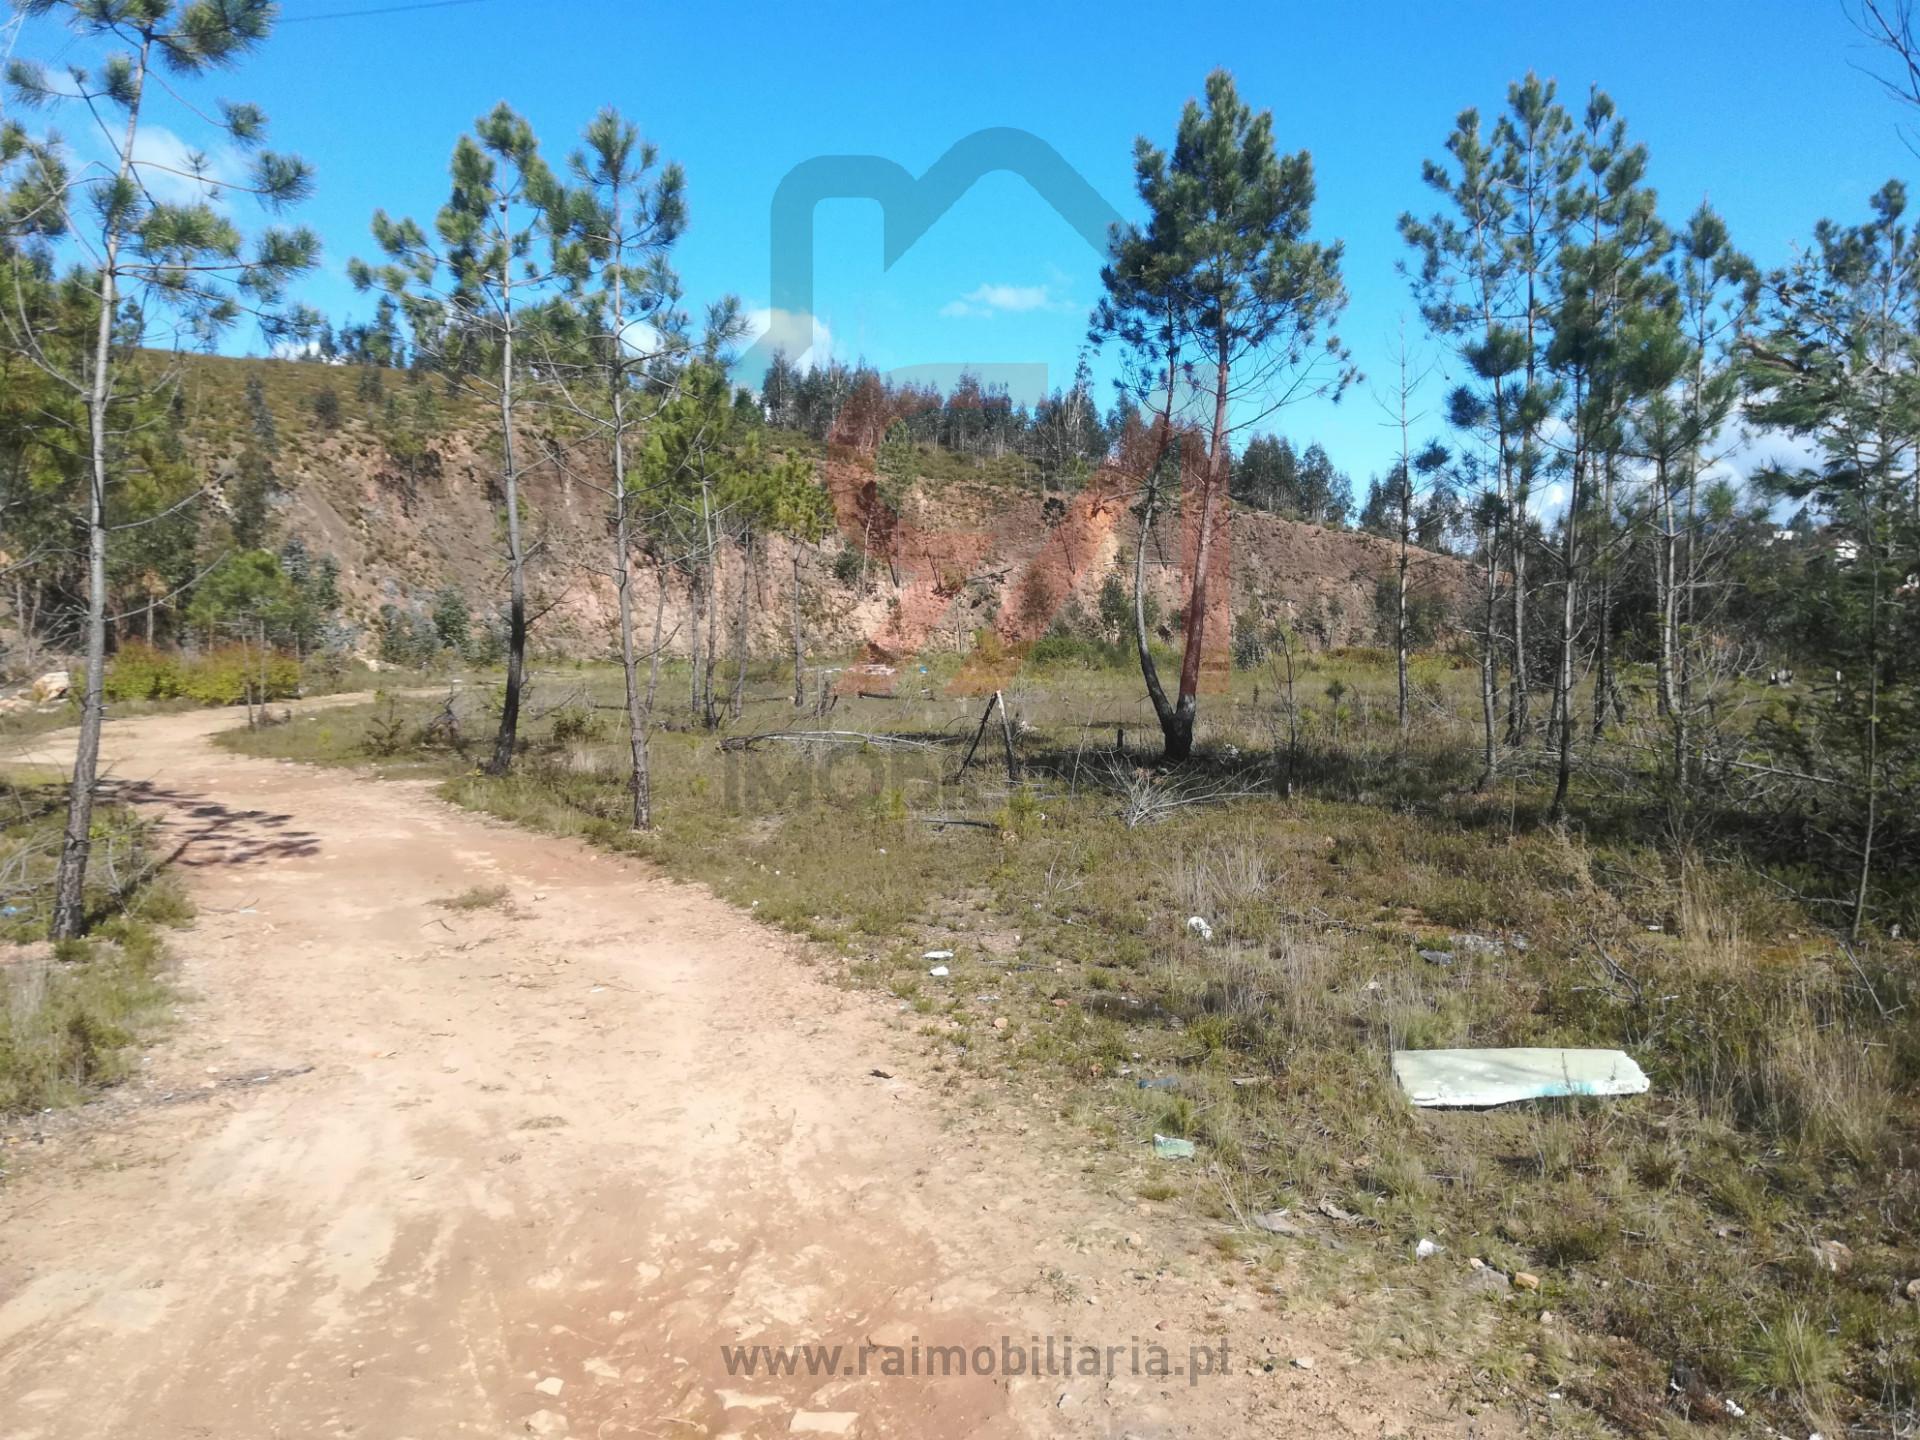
[1396,474,1411,740]
[703,556,721,730]
[1851,480,1883,941]
[730,529,751,723]
[1507,500,1529,743]
[1548,457,1581,822]
[487,243,527,777]
[688,567,704,720]
[1477,518,1500,791]
[1133,473,1176,748]
[645,564,666,723]
[52,48,147,940]
[790,544,806,707]
[1591,452,1619,737]
[609,223,649,829]
[1164,347,1232,763]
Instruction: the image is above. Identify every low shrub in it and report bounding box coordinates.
[104,642,300,705]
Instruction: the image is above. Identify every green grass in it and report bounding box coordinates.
[0,782,189,1115]
[223,651,1920,1437]
[434,883,511,911]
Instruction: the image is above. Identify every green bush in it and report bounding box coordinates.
[104,642,300,706]
[549,706,605,744]
[103,641,183,700]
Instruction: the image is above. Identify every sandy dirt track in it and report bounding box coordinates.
[0,702,1507,1439]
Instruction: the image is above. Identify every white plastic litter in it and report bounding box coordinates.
[1392,1047,1650,1109]
[1415,1237,1442,1259]
[923,949,954,961]
[1186,916,1213,941]
[928,965,950,978]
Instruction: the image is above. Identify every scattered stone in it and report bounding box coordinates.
[1466,1265,1512,1297]
[1905,1278,1920,1301]
[788,1413,858,1435]
[523,1410,568,1437]
[1318,1200,1358,1224]
[1291,1356,1315,1370]
[1418,949,1454,966]
[922,949,954,961]
[992,1016,1008,1030]
[1812,1239,1853,1274]
[534,1377,564,1397]
[1252,1210,1301,1237]
[30,671,70,703]
[928,965,950,978]
[1514,1272,1541,1292]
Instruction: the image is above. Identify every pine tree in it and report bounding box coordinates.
[1093,70,1351,761]
[1494,75,1580,744]
[1628,205,1755,816]
[1401,101,1521,782]
[1543,88,1669,821]
[351,103,566,776]
[547,105,690,824]
[5,0,317,937]
[1745,181,1920,937]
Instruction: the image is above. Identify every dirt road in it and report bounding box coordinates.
[0,704,1502,1439]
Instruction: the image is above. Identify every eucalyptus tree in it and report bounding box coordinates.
[1093,68,1350,762]
[1744,181,1920,938]
[549,106,686,829]
[350,103,566,776]
[4,0,317,938]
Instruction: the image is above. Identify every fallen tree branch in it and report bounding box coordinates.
[717,729,942,753]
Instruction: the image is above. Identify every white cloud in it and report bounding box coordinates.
[940,282,1068,319]
[745,306,834,370]
[126,125,242,206]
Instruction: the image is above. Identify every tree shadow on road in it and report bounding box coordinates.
[105,779,322,870]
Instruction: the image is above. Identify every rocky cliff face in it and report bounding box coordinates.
[191,357,1467,666]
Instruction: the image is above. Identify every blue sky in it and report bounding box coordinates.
[12,0,1914,485]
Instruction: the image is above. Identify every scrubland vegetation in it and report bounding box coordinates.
[226,645,1918,1437]
[0,783,187,1115]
